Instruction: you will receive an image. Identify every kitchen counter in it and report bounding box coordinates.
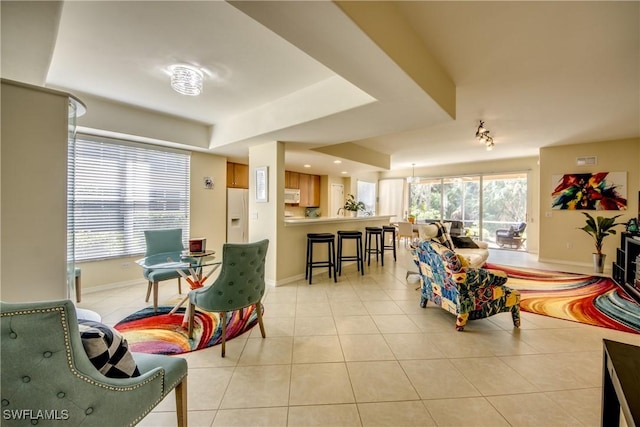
[284,215,393,225]
[278,214,395,284]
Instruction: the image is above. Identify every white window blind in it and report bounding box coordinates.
[378,178,405,222]
[70,136,190,262]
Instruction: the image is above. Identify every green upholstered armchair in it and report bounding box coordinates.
[188,239,269,357]
[0,299,187,426]
[144,228,187,312]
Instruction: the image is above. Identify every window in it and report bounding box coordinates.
[356,180,376,215]
[407,172,527,245]
[69,136,190,261]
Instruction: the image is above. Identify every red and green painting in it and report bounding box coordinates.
[551,172,627,210]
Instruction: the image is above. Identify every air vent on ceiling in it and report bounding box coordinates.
[576,156,597,166]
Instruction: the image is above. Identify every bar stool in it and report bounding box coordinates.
[365,227,383,266]
[337,230,364,276]
[305,233,337,284]
[382,225,397,263]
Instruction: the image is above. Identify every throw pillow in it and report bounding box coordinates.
[78,320,140,378]
[432,222,455,250]
[418,224,438,240]
[456,254,470,268]
[452,236,479,249]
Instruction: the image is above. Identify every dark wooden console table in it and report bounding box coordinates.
[602,339,640,426]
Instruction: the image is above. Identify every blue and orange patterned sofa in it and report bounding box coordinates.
[411,239,521,331]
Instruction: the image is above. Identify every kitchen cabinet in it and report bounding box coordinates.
[298,173,320,207]
[285,171,299,189]
[227,162,249,188]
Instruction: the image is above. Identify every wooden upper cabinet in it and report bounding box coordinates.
[227,162,249,188]
[310,174,320,206]
[285,171,300,189]
[298,173,320,207]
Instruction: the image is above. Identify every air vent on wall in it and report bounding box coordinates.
[576,156,597,166]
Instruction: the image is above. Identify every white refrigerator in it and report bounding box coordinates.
[227,188,248,243]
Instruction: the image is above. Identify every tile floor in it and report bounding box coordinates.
[77,247,640,427]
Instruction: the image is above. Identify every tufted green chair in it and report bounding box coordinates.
[144,228,187,312]
[188,239,269,357]
[0,299,188,426]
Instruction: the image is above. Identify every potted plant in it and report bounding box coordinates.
[344,194,365,217]
[578,212,625,273]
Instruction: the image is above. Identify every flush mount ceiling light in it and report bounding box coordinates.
[475,120,495,151]
[170,64,204,96]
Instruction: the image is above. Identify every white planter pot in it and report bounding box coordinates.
[593,253,606,274]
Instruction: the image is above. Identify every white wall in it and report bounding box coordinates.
[1,80,71,301]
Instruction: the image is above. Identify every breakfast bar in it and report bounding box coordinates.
[278,215,393,283]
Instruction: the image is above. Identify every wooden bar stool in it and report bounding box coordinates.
[365,227,383,266]
[305,233,337,284]
[337,230,364,276]
[382,225,397,263]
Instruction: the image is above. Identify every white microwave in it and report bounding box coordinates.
[284,188,301,204]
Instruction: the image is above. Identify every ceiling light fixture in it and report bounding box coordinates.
[407,163,417,184]
[475,120,495,151]
[170,64,204,96]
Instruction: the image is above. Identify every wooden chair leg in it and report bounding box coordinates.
[145,281,152,302]
[178,277,182,294]
[220,312,227,357]
[187,303,196,338]
[175,377,187,427]
[75,274,82,303]
[153,282,159,312]
[256,302,266,338]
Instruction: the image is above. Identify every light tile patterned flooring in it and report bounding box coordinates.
[78,247,640,427]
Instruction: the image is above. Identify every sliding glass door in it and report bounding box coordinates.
[406,172,527,248]
[482,173,528,247]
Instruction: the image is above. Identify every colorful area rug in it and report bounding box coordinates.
[114,304,259,355]
[485,263,640,334]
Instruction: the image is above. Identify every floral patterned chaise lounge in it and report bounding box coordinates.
[411,239,521,331]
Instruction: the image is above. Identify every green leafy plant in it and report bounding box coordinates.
[578,212,625,255]
[344,194,365,212]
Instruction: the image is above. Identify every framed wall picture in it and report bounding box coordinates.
[551,171,627,210]
[255,166,268,202]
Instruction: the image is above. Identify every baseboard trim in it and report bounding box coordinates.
[537,257,610,274]
[81,279,147,295]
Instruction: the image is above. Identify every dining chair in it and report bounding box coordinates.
[187,239,269,357]
[143,228,186,312]
[397,221,418,248]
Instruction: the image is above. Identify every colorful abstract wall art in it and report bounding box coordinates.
[551,172,627,210]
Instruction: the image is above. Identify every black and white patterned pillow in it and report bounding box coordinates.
[432,222,455,250]
[78,320,140,378]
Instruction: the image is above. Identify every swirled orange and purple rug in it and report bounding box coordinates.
[114,304,259,355]
[485,263,639,334]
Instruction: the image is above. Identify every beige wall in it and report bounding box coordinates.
[249,141,283,285]
[539,138,640,268]
[379,156,540,253]
[1,80,71,301]
[77,151,228,291]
